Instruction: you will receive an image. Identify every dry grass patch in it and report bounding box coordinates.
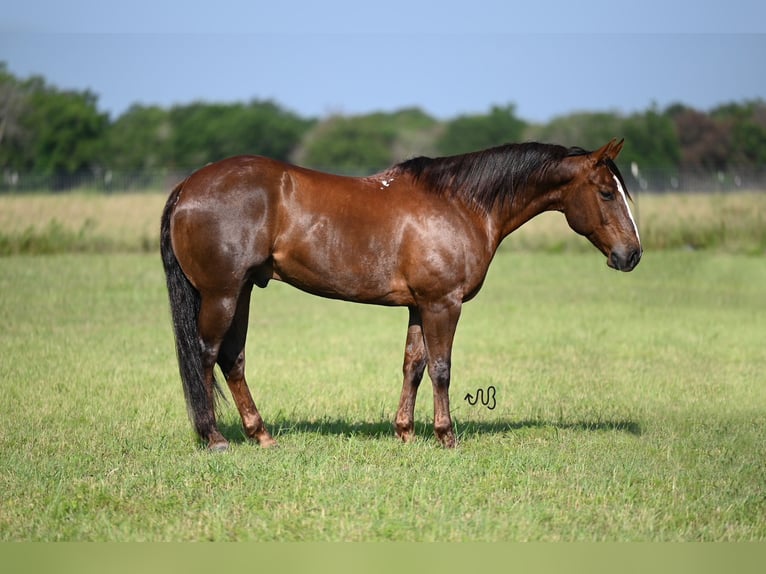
[0,190,764,255]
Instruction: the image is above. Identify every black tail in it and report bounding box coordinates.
[160,182,218,440]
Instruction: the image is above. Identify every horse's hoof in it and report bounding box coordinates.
[258,436,278,448]
[436,432,457,448]
[396,430,416,443]
[207,440,229,452]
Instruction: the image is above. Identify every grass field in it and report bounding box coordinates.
[1,242,765,539]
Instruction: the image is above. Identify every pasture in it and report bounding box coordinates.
[0,191,765,540]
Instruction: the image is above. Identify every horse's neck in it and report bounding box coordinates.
[493,183,564,241]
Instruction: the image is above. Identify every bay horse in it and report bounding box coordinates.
[160,138,641,450]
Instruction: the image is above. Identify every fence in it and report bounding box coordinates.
[0,169,189,193]
[624,166,766,194]
[2,166,766,194]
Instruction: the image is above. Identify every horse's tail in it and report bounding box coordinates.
[160,180,218,439]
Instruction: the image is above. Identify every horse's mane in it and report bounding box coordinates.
[392,142,591,212]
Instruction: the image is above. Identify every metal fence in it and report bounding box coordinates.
[0,169,190,193]
[2,166,766,194]
[623,166,766,194]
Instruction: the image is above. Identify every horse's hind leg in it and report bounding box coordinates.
[395,307,427,442]
[217,285,276,448]
[197,293,240,451]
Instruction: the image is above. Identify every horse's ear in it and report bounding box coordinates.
[592,138,624,163]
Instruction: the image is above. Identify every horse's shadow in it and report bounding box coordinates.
[217,416,642,445]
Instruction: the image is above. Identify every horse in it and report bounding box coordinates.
[160,138,641,450]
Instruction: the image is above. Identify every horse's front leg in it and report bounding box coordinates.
[420,298,462,448]
[395,307,427,442]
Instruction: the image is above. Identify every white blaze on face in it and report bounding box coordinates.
[612,173,640,244]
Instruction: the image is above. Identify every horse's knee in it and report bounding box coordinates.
[428,358,451,387]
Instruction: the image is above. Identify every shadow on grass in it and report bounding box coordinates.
[217,416,642,445]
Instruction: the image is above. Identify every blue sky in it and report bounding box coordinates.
[2,1,765,122]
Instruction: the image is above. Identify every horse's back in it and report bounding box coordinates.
[179,155,287,198]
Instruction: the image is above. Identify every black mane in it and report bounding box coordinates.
[393,142,590,212]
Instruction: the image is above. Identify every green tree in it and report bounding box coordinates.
[0,63,28,163]
[297,108,438,174]
[166,100,313,169]
[5,72,108,176]
[436,104,526,156]
[666,103,730,171]
[38,90,105,175]
[299,114,396,173]
[384,107,441,161]
[620,106,680,170]
[711,100,766,167]
[234,100,315,161]
[524,111,624,151]
[106,104,172,171]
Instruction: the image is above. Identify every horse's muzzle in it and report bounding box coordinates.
[609,247,642,272]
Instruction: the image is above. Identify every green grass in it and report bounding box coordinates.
[1,250,765,540]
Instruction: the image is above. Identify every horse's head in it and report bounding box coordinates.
[560,139,642,272]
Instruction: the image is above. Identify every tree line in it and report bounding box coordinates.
[1,62,765,190]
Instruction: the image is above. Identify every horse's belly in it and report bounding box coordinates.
[270,248,412,306]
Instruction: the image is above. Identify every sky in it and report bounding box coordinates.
[2,1,765,123]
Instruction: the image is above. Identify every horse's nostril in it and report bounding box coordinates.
[610,248,641,271]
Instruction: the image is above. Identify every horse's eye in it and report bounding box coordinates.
[599,190,615,201]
